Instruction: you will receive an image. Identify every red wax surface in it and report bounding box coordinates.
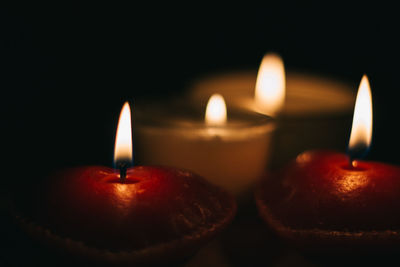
[29,166,235,256]
[256,150,400,235]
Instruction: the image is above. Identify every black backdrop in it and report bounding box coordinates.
[2,4,400,182]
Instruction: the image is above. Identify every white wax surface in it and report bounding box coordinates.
[189,71,355,116]
[134,105,275,195]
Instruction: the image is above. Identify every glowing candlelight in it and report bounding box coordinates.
[254,53,286,116]
[205,94,227,125]
[114,102,133,181]
[348,75,373,161]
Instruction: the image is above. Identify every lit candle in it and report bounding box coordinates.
[256,76,400,248]
[13,102,236,265]
[189,53,355,167]
[134,95,275,196]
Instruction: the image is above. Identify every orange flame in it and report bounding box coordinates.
[114,102,133,164]
[348,75,373,158]
[205,94,227,125]
[254,53,286,115]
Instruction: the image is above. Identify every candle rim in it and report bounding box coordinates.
[135,105,275,130]
[134,106,276,141]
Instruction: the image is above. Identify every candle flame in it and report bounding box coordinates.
[205,94,227,125]
[114,102,133,165]
[254,53,286,116]
[348,75,373,159]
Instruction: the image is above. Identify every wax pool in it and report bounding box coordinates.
[134,101,275,196]
[189,71,355,167]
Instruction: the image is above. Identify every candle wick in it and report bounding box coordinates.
[118,162,128,183]
[348,156,359,169]
[348,157,353,168]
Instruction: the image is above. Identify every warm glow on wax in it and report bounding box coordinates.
[205,94,227,125]
[114,102,133,164]
[254,53,286,116]
[348,75,373,155]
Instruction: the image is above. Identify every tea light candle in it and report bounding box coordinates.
[188,53,356,168]
[134,95,275,196]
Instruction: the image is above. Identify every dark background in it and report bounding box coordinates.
[1,3,400,267]
[2,4,400,172]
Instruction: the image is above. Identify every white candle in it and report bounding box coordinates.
[188,54,355,167]
[134,96,275,195]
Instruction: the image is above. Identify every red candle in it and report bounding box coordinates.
[14,102,236,265]
[256,75,400,248]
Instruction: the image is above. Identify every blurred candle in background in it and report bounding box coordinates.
[189,53,355,168]
[134,95,275,196]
